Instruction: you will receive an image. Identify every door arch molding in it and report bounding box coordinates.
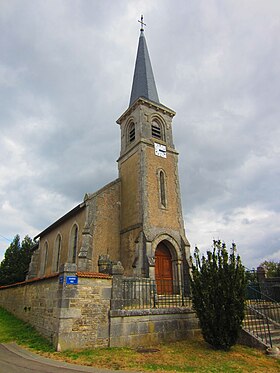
[151,234,181,261]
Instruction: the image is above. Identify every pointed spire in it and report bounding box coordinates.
[129,16,160,106]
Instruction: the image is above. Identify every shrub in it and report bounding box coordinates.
[191,240,247,351]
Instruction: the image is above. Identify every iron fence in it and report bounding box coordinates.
[122,278,192,309]
[259,281,280,302]
[246,285,280,323]
[243,305,273,347]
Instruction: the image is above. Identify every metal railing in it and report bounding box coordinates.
[243,305,273,347]
[122,278,192,310]
[245,267,280,301]
[243,285,280,348]
[246,285,280,323]
[259,280,280,302]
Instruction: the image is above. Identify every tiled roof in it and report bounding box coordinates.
[0,273,59,289]
[77,272,112,279]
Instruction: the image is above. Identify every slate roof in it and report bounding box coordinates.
[34,202,85,240]
[129,30,160,106]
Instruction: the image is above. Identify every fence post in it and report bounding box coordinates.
[110,262,124,310]
[257,266,267,282]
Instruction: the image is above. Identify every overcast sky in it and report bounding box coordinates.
[0,0,279,269]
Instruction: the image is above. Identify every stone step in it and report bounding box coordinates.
[243,299,280,348]
[256,329,280,338]
[156,295,192,305]
[244,319,279,331]
[157,294,182,299]
[244,311,280,348]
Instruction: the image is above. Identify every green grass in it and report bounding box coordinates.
[0,306,279,372]
[0,307,54,352]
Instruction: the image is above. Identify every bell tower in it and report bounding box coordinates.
[117,18,191,289]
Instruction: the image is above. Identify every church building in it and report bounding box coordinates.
[28,20,191,297]
[0,19,199,351]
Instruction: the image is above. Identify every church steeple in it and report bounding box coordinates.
[117,18,190,285]
[129,16,159,106]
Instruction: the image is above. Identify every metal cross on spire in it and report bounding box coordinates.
[138,15,146,32]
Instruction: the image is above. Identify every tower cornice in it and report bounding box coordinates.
[117,137,179,164]
[116,97,176,125]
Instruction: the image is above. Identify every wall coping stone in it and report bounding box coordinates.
[0,273,59,289]
[77,272,112,279]
[0,272,112,290]
[110,307,194,317]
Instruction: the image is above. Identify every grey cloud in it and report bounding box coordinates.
[0,0,279,268]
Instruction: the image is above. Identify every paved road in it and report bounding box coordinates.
[0,343,139,373]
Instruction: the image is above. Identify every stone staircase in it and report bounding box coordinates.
[243,299,280,348]
[156,294,192,308]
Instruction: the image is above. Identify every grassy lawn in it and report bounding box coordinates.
[0,307,279,372]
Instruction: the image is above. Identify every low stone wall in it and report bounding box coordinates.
[56,272,112,351]
[110,307,200,347]
[238,329,267,351]
[0,268,199,351]
[0,275,60,343]
[0,266,112,351]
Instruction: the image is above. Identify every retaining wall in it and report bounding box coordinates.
[0,266,112,351]
[0,275,59,343]
[110,308,200,347]
[0,269,200,351]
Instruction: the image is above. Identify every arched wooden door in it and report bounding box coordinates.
[155,242,173,294]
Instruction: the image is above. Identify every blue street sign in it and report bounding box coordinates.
[66,276,78,285]
[59,276,64,284]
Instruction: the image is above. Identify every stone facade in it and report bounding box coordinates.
[28,205,86,279]
[117,98,191,286]
[28,179,121,279]
[27,98,191,290]
[80,179,121,273]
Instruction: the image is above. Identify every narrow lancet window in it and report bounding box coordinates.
[55,234,61,272]
[160,170,166,208]
[70,225,78,263]
[42,242,48,275]
[152,120,162,139]
[128,122,135,143]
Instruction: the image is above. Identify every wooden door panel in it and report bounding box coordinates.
[155,243,173,294]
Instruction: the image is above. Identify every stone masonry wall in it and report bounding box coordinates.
[36,207,86,278]
[0,268,112,351]
[0,275,60,343]
[110,308,200,347]
[89,179,121,272]
[56,271,112,351]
